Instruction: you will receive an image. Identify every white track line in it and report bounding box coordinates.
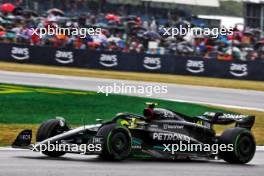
[0,147,27,151]
[167,99,264,112]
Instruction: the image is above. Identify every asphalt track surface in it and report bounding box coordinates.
[0,70,264,111]
[0,150,263,176]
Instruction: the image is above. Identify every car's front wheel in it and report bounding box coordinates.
[97,123,132,160]
[36,119,69,157]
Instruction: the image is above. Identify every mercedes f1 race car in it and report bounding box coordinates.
[12,103,256,164]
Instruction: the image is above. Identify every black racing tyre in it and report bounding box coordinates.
[36,119,69,157]
[219,127,256,164]
[97,123,132,161]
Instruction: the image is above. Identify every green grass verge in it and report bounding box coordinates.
[0,83,263,146]
[0,83,231,124]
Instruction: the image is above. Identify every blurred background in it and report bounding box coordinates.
[0,0,264,61]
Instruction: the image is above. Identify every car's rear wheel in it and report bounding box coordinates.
[97,123,132,160]
[219,127,256,164]
[36,119,69,157]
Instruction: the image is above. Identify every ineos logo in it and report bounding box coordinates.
[55,51,74,64]
[11,47,29,60]
[230,63,248,77]
[186,60,204,73]
[143,57,161,70]
[99,54,118,67]
[163,124,184,130]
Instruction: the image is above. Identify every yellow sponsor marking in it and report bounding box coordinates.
[34,88,94,95]
[0,85,94,95]
[0,89,31,94]
[196,120,204,125]
[35,88,65,94]
[33,88,94,95]
[0,85,27,89]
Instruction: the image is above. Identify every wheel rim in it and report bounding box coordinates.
[111,132,129,154]
[237,135,254,157]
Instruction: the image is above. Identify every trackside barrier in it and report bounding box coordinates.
[0,43,264,81]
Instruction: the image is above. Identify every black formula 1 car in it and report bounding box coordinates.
[12,103,256,164]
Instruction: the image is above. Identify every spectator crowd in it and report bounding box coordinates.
[1,1,264,62]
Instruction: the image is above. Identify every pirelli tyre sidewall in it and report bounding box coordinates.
[97,123,132,160]
[219,127,256,164]
[36,119,69,157]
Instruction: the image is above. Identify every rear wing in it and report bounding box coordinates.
[195,112,255,130]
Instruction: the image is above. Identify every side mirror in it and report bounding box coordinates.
[56,116,66,127]
[96,119,104,124]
